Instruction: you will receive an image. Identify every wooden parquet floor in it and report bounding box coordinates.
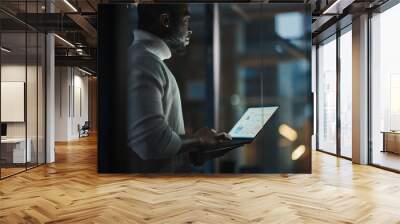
[1,135,400,224]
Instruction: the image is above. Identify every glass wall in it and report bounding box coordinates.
[1,29,28,177]
[316,27,353,159]
[339,28,352,158]
[97,3,311,174]
[371,3,400,171]
[0,1,46,179]
[216,4,312,173]
[317,36,337,154]
[150,3,312,173]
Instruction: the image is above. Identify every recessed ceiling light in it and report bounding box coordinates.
[78,67,92,76]
[54,34,75,48]
[63,0,78,12]
[322,0,353,15]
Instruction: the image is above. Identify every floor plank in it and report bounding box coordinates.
[1,135,400,223]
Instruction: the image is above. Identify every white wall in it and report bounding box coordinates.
[1,65,39,137]
[55,67,69,141]
[72,73,89,138]
[1,66,26,140]
[55,67,89,141]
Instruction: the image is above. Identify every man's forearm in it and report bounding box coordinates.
[178,135,202,154]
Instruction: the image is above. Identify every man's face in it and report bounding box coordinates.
[161,5,192,54]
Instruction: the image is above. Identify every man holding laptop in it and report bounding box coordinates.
[189,107,279,166]
[127,3,278,172]
[127,3,232,173]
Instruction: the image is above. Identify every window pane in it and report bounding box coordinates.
[218,4,312,173]
[340,29,352,158]
[371,4,400,171]
[318,37,337,154]
[1,30,28,177]
[27,31,39,169]
[37,34,45,165]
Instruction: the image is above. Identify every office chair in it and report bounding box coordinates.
[79,121,90,138]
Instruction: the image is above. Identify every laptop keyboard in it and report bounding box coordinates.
[206,139,250,150]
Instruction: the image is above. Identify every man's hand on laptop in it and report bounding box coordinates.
[194,127,232,146]
[188,128,232,166]
[178,127,231,156]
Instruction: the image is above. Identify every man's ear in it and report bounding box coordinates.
[160,13,170,28]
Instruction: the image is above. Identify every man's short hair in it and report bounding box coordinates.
[137,4,186,31]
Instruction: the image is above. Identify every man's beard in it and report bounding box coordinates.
[163,30,187,56]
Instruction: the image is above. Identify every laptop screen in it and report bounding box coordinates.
[229,106,278,139]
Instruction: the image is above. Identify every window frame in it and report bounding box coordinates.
[368,0,400,173]
[315,24,353,161]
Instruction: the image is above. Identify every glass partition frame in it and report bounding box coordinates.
[0,0,47,179]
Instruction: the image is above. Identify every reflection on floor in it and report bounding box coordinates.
[0,135,400,223]
[373,150,400,171]
[0,163,42,178]
[341,147,352,159]
[0,167,25,178]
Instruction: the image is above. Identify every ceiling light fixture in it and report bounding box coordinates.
[63,0,78,12]
[54,34,75,48]
[1,47,11,53]
[322,0,354,15]
[323,0,342,14]
[78,67,92,76]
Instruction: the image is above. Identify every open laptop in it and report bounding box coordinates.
[201,106,279,153]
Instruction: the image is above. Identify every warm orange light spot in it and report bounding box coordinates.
[279,124,298,142]
[291,145,305,160]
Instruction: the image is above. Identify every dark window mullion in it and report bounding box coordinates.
[367,11,373,165]
[336,30,341,157]
[36,0,39,167]
[44,0,48,164]
[0,23,2,179]
[25,0,28,171]
[316,44,320,151]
